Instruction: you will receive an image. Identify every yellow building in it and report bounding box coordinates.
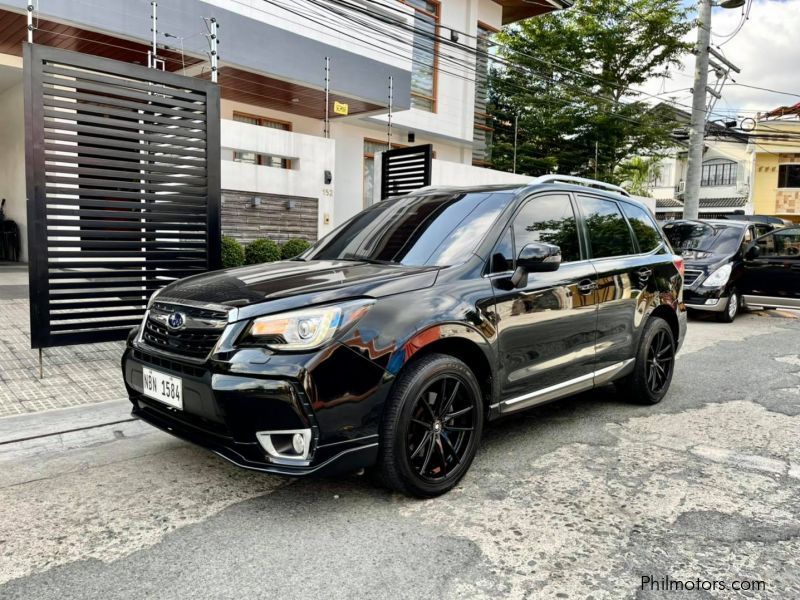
[748,119,800,223]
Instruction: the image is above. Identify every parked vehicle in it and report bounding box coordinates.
[722,214,794,237]
[662,219,755,322]
[740,225,800,310]
[121,176,687,497]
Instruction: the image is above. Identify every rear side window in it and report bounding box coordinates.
[620,202,662,253]
[512,194,581,262]
[579,196,636,258]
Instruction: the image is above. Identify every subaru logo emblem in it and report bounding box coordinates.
[167,312,185,330]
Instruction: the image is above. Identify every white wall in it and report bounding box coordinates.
[220,119,336,237]
[431,159,532,186]
[0,82,26,263]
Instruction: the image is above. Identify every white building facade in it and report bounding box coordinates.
[0,0,572,260]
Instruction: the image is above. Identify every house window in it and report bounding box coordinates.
[778,164,800,188]
[648,163,672,188]
[233,151,291,169]
[233,112,292,131]
[404,0,439,112]
[363,139,405,208]
[701,159,736,187]
[472,22,497,167]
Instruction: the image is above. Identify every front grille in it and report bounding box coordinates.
[141,302,229,361]
[683,269,703,286]
[133,349,206,378]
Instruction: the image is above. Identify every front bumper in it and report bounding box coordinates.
[122,345,383,477]
[684,288,729,313]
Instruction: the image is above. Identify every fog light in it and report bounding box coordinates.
[256,428,312,463]
[705,299,719,305]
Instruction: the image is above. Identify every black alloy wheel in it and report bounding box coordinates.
[377,353,484,497]
[406,375,476,483]
[616,316,676,405]
[644,329,674,395]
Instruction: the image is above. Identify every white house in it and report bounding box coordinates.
[0,0,573,261]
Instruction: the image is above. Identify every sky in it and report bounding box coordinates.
[639,0,800,122]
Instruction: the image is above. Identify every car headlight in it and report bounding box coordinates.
[247,300,373,351]
[146,286,164,309]
[701,263,732,288]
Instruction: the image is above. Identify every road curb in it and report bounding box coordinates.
[0,399,135,445]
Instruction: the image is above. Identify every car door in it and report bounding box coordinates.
[576,194,653,376]
[490,193,599,411]
[740,226,800,309]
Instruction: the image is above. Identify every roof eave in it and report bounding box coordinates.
[497,0,575,25]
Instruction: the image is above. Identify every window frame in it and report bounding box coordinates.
[700,158,737,187]
[574,193,640,260]
[618,200,666,255]
[232,111,293,131]
[485,192,586,276]
[401,0,440,113]
[777,163,800,189]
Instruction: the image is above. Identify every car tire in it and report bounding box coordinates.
[615,316,676,405]
[717,288,739,323]
[376,353,484,498]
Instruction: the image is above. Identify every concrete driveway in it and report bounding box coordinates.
[1,310,799,599]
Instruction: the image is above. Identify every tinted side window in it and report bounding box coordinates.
[490,227,514,273]
[620,202,662,253]
[579,196,636,258]
[756,228,800,257]
[513,194,581,262]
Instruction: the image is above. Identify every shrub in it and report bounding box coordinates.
[245,238,282,264]
[221,236,245,268]
[281,238,312,260]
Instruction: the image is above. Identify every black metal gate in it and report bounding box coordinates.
[24,44,221,349]
[380,144,433,200]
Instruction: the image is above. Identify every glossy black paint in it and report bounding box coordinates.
[122,182,686,478]
[739,226,800,308]
[668,219,752,313]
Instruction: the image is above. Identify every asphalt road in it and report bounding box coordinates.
[1,310,799,599]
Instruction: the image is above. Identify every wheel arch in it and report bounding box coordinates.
[649,303,679,342]
[387,325,495,415]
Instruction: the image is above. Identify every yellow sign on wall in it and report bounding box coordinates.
[333,101,349,116]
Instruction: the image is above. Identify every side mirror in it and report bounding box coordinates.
[745,243,760,260]
[510,242,561,287]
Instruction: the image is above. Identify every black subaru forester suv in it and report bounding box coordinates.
[122,177,687,497]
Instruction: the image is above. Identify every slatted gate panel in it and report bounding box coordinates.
[380,144,433,200]
[24,44,221,348]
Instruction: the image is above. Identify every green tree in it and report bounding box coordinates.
[489,0,691,182]
[616,156,661,196]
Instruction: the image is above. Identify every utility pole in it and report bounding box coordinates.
[684,1,741,219]
[683,0,712,221]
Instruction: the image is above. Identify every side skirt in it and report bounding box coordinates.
[742,295,800,310]
[490,359,635,416]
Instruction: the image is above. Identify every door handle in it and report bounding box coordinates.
[576,279,597,295]
[637,268,653,279]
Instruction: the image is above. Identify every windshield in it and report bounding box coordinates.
[305,192,514,267]
[662,222,743,255]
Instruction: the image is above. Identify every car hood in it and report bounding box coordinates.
[157,260,440,310]
[682,253,733,272]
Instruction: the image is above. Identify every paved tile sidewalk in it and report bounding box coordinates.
[0,298,127,418]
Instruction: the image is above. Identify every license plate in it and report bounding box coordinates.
[141,367,183,410]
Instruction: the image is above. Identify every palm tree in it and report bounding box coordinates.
[616,157,661,197]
